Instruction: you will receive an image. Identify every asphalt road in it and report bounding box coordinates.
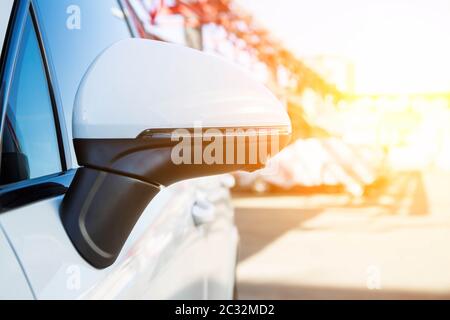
[233,170,450,299]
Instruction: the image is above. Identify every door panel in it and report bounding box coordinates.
[193,175,239,300]
[205,209,239,299]
[0,180,208,299]
[0,225,34,300]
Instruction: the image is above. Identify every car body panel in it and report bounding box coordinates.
[0,225,34,299]
[0,179,216,299]
[193,176,239,299]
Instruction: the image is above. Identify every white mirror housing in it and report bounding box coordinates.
[74,38,290,139]
[62,39,291,268]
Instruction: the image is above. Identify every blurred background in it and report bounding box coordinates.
[123,0,450,299]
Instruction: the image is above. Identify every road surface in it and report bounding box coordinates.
[233,170,450,299]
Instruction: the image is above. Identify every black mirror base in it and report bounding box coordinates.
[60,167,160,269]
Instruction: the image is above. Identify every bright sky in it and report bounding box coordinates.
[236,0,450,94]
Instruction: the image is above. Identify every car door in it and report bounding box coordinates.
[192,175,239,299]
[0,0,215,300]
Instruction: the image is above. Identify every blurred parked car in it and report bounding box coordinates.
[234,138,387,196]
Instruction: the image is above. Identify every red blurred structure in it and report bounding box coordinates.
[124,0,340,100]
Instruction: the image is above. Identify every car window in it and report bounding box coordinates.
[0,0,14,56]
[0,13,61,186]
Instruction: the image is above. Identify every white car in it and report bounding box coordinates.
[0,0,290,299]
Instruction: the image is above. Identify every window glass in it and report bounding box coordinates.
[0,14,61,186]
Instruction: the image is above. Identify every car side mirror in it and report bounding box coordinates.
[61,39,291,268]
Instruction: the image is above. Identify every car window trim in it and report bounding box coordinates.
[0,0,27,158]
[29,2,67,172]
[0,169,76,213]
[0,0,19,87]
[31,0,73,170]
[0,0,73,213]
